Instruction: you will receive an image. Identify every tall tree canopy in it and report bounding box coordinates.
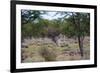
[21,10,46,24]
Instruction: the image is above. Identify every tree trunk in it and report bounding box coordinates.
[78,36,84,57]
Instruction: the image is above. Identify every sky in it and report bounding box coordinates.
[41,11,65,20]
[21,10,65,20]
[21,10,89,21]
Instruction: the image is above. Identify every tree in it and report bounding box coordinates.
[42,19,62,45]
[58,12,90,57]
[21,10,46,41]
[21,10,46,24]
[37,19,61,45]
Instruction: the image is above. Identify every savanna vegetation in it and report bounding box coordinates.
[21,10,90,63]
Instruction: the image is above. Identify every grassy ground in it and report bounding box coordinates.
[21,37,90,63]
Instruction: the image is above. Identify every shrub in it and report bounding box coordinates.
[38,46,57,61]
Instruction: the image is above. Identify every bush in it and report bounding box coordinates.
[38,46,57,61]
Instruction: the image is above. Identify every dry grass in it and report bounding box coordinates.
[38,46,58,61]
[21,37,90,63]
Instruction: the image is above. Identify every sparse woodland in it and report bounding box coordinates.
[21,10,90,62]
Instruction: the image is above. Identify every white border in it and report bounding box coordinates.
[16,5,94,69]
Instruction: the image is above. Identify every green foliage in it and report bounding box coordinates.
[22,23,33,38]
[21,10,90,40]
[21,10,45,24]
[60,12,90,37]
